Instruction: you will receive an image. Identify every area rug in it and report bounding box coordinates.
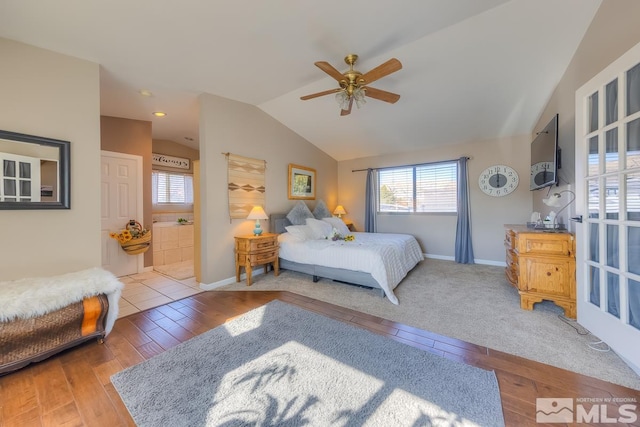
[217,258,640,390]
[111,300,505,427]
[153,260,194,280]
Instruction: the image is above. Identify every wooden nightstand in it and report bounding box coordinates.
[343,219,356,232]
[234,233,279,286]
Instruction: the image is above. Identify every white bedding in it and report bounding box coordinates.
[278,232,424,304]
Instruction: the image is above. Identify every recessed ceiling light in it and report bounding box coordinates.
[139,89,153,97]
[152,111,166,117]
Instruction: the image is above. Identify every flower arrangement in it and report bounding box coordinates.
[177,217,189,224]
[110,220,151,255]
[329,228,355,242]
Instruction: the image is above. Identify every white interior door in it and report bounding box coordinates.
[101,151,143,277]
[575,41,640,374]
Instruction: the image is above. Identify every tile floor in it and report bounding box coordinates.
[117,270,202,318]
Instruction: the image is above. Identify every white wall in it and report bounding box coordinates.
[338,135,532,263]
[198,93,338,284]
[0,38,101,280]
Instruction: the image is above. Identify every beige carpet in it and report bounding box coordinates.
[153,260,194,280]
[217,258,640,390]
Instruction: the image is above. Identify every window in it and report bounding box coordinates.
[378,162,457,213]
[152,171,193,205]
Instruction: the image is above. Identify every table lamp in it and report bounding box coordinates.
[333,205,347,218]
[247,206,268,236]
[542,190,575,229]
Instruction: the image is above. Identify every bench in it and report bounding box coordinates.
[0,267,123,375]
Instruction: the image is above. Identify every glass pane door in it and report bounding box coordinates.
[575,42,640,374]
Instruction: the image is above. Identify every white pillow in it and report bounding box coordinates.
[285,225,313,241]
[322,217,350,236]
[305,218,333,239]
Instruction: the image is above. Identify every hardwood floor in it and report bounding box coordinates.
[1,291,639,426]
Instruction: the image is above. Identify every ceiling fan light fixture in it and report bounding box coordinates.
[335,91,350,110]
[353,87,366,109]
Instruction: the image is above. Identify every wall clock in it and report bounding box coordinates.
[478,165,519,197]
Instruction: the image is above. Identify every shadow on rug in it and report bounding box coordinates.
[111,300,505,427]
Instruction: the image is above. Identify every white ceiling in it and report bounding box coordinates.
[0,0,601,161]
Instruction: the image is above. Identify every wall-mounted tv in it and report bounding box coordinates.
[530,114,559,190]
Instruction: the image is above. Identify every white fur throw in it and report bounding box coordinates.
[0,267,123,335]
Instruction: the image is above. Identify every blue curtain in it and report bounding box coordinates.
[365,168,377,233]
[455,157,474,263]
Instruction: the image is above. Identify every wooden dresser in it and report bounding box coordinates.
[504,225,576,318]
[234,233,279,286]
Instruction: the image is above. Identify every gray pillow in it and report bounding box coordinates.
[286,201,314,225]
[312,200,333,219]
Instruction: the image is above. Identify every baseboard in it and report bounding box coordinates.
[199,269,265,291]
[424,253,506,267]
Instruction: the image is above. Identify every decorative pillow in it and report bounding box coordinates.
[312,200,333,219]
[286,201,314,225]
[306,218,333,239]
[285,225,313,241]
[322,217,350,236]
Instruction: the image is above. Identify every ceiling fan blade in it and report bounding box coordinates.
[315,61,346,82]
[340,97,353,116]
[364,87,401,104]
[359,58,402,85]
[300,88,341,100]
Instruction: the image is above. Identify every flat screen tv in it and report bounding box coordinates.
[530,114,559,190]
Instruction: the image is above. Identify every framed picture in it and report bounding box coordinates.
[288,164,316,200]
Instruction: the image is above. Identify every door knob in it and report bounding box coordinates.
[570,215,583,223]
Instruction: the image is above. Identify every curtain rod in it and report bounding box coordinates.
[351,156,471,172]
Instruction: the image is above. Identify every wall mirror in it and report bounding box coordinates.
[0,130,70,209]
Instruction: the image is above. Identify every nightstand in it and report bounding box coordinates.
[343,219,356,232]
[234,233,279,286]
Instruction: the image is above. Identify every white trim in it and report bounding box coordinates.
[423,253,505,266]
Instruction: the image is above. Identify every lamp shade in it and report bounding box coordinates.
[247,206,268,220]
[333,205,347,216]
[542,194,563,207]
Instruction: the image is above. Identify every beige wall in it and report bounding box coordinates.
[533,0,640,217]
[199,93,338,284]
[100,116,153,267]
[0,38,101,280]
[338,135,532,263]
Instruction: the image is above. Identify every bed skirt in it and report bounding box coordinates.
[280,259,385,296]
[0,294,109,375]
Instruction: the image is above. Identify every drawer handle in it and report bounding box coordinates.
[547,272,551,276]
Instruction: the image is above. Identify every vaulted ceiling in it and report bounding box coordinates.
[0,0,602,161]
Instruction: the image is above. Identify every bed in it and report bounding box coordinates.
[270,213,423,304]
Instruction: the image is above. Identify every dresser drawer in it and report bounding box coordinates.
[248,249,278,265]
[504,230,516,250]
[517,233,573,256]
[506,248,518,268]
[235,235,278,252]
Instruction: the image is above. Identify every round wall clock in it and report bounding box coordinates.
[478,165,519,197]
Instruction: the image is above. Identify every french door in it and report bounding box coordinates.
[575,41,640,373]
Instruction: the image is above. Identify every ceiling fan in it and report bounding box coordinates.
[300,54,402,116]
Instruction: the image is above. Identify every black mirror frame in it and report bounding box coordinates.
[0,130,70,210]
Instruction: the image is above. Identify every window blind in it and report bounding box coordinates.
[152,171,194,204]
[378,162,457,213]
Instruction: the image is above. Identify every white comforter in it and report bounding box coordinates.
[278,232,424,304]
